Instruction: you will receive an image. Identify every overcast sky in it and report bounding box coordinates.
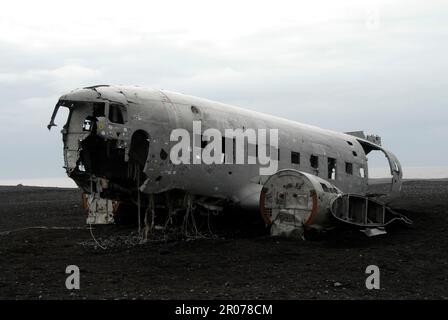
[0,0,447,185]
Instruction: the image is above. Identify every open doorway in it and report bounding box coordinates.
[357,139,402,195]
[366,151,393,181]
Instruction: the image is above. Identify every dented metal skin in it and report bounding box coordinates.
[260,170,342,238]
[48,85,403,230]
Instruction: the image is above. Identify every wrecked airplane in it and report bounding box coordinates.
[48,85,411,239]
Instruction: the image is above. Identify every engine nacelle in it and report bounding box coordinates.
[260,169,342,238]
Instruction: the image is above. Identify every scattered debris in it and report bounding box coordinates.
[333,282,342,287]
[360,228,388,237]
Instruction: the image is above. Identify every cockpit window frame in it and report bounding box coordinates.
[108,103,127,124]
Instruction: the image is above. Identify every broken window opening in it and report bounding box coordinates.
[327,157,337,180]
[93,102,105,117]
[310,155,319,169]
[365,150,393,180]
[345,162,353,175]
[191,105,200,115]
[320,183,330,193]
[109,104,126,124]
[359,143,402,194]
[48,101,71,131]
[291,151,300,165]
[359,167,366,178]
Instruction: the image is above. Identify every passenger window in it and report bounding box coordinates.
[359,167,366,178]
[346,162,353,175]
[291,151,300,164]
[328,157,337,180]
[310,155,318,169]
[109,104,125,124]
[93,102,105,117]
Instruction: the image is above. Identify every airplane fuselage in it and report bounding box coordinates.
[48,85,402,212]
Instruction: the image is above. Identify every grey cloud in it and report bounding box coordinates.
[0,3,447,180]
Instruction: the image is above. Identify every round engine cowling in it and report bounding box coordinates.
[260,169,341,238]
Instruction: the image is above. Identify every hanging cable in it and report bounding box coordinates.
[89,223,107,250]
